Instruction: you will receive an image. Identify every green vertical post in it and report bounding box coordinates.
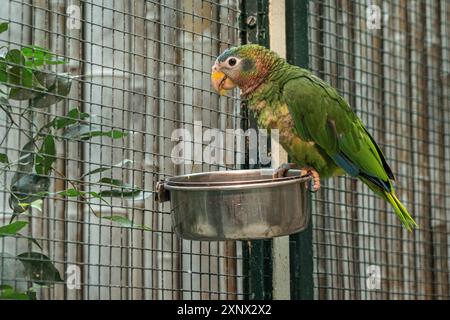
[286,0,314,300]
[241,0,272,300]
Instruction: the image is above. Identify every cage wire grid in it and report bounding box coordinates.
[307,0,449,299]
[0,0,246,300]
[0,0,449,301]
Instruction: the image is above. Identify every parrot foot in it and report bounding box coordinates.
[272,163,298,179]
[272,163,320,192]
[301,167,321,192]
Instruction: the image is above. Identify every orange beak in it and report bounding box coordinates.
[211,65,236,95]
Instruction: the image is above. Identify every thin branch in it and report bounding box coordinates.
[51,166,109,216]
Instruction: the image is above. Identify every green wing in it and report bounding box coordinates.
[280,66,417,231]
[282,68,394,192]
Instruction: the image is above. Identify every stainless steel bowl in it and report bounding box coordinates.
[156,169,311,241]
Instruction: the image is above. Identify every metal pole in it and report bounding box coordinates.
[286,0,314,300]
[241,0,273,300]
[268,0,291,301]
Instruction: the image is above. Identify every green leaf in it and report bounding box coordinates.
[0,22,8,34]
[88,130,128,139]
[21,46,49,58]
[52,107,89,130]
[47,108,89,131]
[33,70,57,88]
[98,189,142,198]
[5,49,25,66]
[81,167,113,178]
[98,177,125,187]
[68,107,89,119]
[0,285,30,300]
[7,67,46,100]
[35,134,56,175]
[22,46,47,68]
[3,50,46,100]
[31,72,72,108]
[80,159,133,178]
[86,191,111,206]
[0,153,8,165]
[58,188,84,197]
[102,215,151,231]
[0,221,42,249]
[62,124,98,139]
[17,252,63,285]
[63,124,128,140]
[97,177,142,198]
[57,188,110,205]
[0,58,7,83]
[0,221,28,236]
[88,191,100,198]
[22,46,66,68]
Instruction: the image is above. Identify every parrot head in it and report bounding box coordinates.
[211,44,279,96]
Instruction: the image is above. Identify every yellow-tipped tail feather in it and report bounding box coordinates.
[385,192,418,232]
[360,176,418,232]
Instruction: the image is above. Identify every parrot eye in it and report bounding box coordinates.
[227,57,237,67]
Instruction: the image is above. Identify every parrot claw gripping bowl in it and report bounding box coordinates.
[155,169,311,241]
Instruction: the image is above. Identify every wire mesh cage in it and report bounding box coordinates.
[0,0,246,300]
[306,0,449,299]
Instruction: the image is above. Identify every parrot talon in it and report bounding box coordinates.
[302,168,320,192]
[272,164,320,191]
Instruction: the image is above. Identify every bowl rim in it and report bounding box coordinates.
[163,169,311,191]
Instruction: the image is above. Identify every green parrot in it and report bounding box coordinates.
[211,44,417,231]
